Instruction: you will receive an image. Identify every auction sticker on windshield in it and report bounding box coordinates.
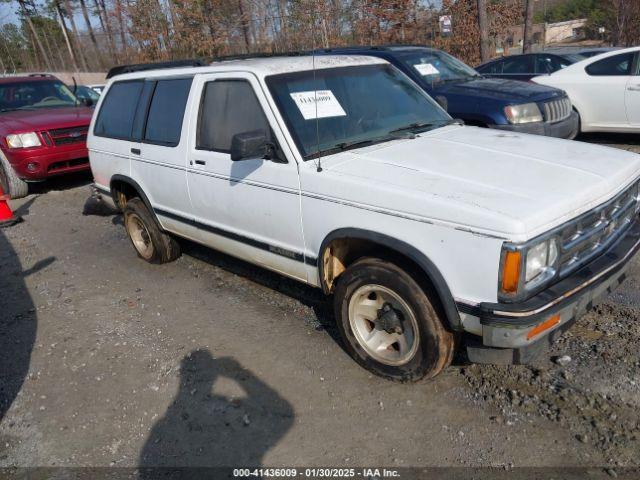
[414,63,440,76]
[290,90,347,120]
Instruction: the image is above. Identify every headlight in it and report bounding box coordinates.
[504,103,543,124]
[499,237,559,301]
[525,239,558,283]
[6,132,42,149]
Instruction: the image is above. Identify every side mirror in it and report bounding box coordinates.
[230,130,273,162]
[82,97,94,107]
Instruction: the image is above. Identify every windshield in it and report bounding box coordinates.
[399,50,480,84]
[0,80,78,112]
[266,64,451,159]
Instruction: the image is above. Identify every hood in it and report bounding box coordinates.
[0,106,94,133]
[313,126,640,241]
[432,77,565,103]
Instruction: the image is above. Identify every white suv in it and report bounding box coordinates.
[88,56,640,382]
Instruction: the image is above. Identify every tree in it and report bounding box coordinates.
[77,0,104,67]
[62,0,89,69]
[16,0,52,70]
[522,0,535,53]
[477,0,489,62]
[53,0,79,71]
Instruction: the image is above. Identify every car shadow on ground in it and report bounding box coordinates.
[0,229,53,423]
[180,240,341,339]
[138,349,294,473]
[90,200,463,365]
[180,240,472,366]
[578,132,640,147]
[27,170,93,196]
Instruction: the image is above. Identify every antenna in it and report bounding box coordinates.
[312,10,322,173]
[72,76,78,107]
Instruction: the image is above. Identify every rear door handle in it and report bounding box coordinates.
[194,160,206,166]
[131,148,141,155]
[628,85,640,91]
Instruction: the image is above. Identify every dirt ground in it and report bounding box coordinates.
[1,133,640,477]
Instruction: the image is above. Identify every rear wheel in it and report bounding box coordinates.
[123,198,180,264]
[0,152,29,199]
[334,258,455,382]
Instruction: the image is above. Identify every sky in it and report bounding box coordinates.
[0,1,96,29]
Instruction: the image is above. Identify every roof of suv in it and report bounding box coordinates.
[109,55,387,82]
[320,45,439,54]
[0,75,61,85]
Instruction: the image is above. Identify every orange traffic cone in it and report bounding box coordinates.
[0,186,22,228]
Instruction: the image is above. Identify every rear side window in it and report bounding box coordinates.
[502,56,534,74]
[586,53,635,76]
[197,80,271,152]
[94,81,143,139]
[144,78,192,146]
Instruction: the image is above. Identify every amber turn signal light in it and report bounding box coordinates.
[527,314,561,340]
[501,251,521,294]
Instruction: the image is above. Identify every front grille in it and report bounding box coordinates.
[47,158,89,172]
[557,181,639,277]
[46,126,88,146]
[543,97,572,124]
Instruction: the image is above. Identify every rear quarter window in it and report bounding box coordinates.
[585,53,635,76]
[94,81,143,140]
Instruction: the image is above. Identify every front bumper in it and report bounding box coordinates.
[465,218,640,361]
[4,145,90,180]
[489,110,579,139]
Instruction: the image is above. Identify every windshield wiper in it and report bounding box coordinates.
[305,134,399,160]
[0,106,37,112]
[389,122,439,135]
[390,119,464,136]
[304,120,464,160]
[1,107,32,112]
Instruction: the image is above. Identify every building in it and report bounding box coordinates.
[495,18,587,55]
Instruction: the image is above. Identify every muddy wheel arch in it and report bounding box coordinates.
[318,228,462,331]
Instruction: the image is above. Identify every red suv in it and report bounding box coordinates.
[0,74,94,198]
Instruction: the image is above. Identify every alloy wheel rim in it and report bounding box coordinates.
[126,214,154,259]
[348,284,420,366]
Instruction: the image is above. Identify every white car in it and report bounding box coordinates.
[532,46,640,133]
[88,56,640,382]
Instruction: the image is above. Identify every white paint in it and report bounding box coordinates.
[532,46,640,133]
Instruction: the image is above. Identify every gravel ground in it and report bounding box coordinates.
[1,134,640,477]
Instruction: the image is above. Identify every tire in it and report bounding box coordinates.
[0,151,29,199]
[568,109,581,140]
[123,198,180,264]
[334,257,455,382]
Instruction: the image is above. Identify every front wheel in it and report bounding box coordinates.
[334,258,455,382]
[0,152,28,199]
